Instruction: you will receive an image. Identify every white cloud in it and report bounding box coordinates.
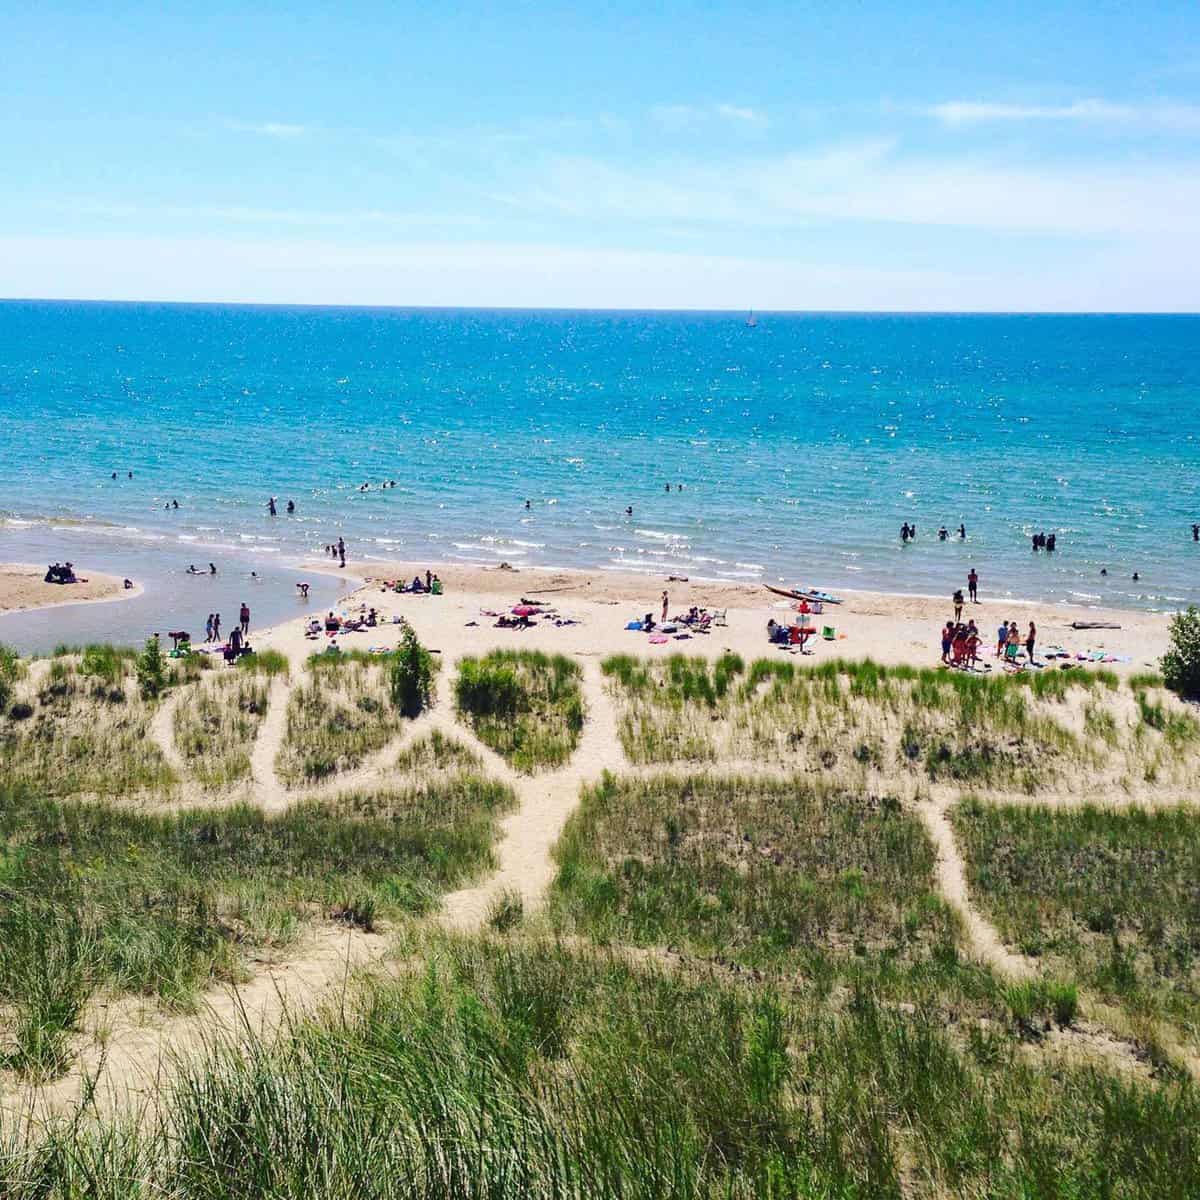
[503,141,1200,237]
[228,120,308,138]
[715,103,767,125]
[927,99,1200,131]
[650,103,766,130]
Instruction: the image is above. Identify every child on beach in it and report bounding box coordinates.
[953,589,964,621]
[941,622,953,664]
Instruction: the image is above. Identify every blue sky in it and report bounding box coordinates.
[3,1,1200,310]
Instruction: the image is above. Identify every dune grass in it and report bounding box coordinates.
[172,670,271,789]
[600,654,1189,794]
[275,656,402,787]
[550,772,1003,1012]
[0,652,174,799]
[0,767,514,1080]
[3,935,1199,1196]
[455,649,584,772]
[952,799,1200,1048]
[392,728,482,777]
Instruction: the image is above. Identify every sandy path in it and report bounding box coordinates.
[147,688,189,777]
[916,794,1036,980]
[5,925,385,1125]
[437,657,621,928]
[248,675,293,813]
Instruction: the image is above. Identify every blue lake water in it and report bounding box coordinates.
[1,301,1198,650]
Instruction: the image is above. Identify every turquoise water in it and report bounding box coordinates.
[1,301,1198,640]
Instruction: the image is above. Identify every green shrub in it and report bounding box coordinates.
[79,643,128,688]
[1162,606,1200,698]
[237,648,290,678]
[136,635,167,700]
[390,625,435,718]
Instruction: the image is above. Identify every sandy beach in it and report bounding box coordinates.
[0,563,142,617]
[239,559,1171,677]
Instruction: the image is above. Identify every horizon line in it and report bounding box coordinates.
[2,295,1199,317]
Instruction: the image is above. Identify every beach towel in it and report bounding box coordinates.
[625,620,643,630]
[649,634,668,644]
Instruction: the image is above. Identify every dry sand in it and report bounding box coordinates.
[0,562,140,615]
[250,559,1169,678]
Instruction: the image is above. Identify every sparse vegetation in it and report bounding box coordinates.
[173,669,271,788]
[276,656,403,786]
[0,651,174,797]
[393,729,482,777]
[601,653,1196,795]
[455,649,584,771]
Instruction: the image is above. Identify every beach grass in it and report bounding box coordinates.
[392,728,482,777]
[952,799,1200,1048]
[601,654,1194,794]
[172,669,271,789]
[0,651,174,799]
[0,768,514,1080]
[3,934,1198,1195]
[549,772,1003,1012]
[454,649,584,771]
[275,656,402,787]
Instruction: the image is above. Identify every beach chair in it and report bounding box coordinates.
[712,608,727,626]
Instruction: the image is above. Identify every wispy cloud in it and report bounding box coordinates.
[650,103,767,130]
[926,99,1200,131]
[228,120,308,138]
[497,140,1200,237]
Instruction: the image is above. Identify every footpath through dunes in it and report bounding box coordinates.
[438,656,620,928]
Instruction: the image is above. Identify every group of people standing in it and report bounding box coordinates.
[941,618,1036,669]
[323,538,347,568]
[1031,531,1057,552]
[203,602,250,645]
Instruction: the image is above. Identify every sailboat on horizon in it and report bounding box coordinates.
[745,310,758,327]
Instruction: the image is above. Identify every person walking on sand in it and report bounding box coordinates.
[953,588,964,622]
[239,602,250,636]
[205,613,214,643]
[1025,620,1037,663]
[212,612,221,642]
[661,590,669,621]
[967,568,978,603]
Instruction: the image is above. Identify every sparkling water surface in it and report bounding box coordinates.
[1,301,1198,649]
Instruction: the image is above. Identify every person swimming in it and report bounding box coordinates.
[267,497,277,516]
[958,524,966,538]
[286,499,295,514]
[209,562,217,575]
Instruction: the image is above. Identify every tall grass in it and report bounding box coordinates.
[0,770,514,1078]
[3,936,1199,1196]
[953,799,1200,1043]
[455,649,585,772]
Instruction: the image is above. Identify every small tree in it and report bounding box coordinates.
[390,625,434,718]
[136,635,166,700]
[1162,606,1200,699]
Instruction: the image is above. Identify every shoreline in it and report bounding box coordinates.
[0,563,144,618]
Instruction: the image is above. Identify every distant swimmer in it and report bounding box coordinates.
[286,499,295,514]
[111,471,117,479]
[267,497,277,516]
[250,571,258,580]
[1133,572,1140,582]
[1194,524,1199,542]
[186,564,202,575]
[958,524,966,539]
[1100,567,1108,576]
[128,470,133,478]
[172,499,179,509]
[938,526,948,541]
[525,499,531,510]
[665,483,670,492]
[625,506,633,516]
